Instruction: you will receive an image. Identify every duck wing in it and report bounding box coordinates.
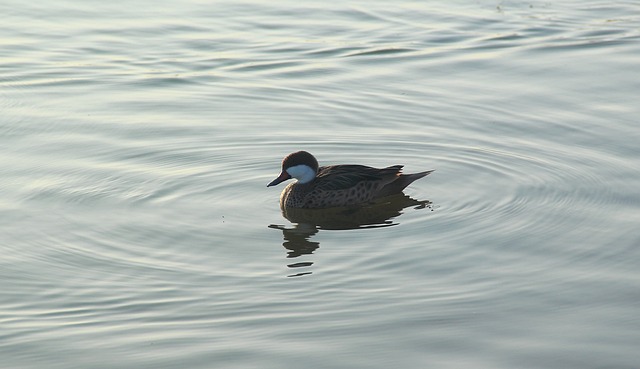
[314,165,403,191]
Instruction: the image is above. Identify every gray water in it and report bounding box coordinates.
[2,1,640,368]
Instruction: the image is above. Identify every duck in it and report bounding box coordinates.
[267,151,434,209]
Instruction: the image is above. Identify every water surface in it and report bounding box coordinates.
[2,1,640,368]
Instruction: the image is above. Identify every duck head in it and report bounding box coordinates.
[267,151,319,187]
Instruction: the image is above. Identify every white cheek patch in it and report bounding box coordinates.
[286,165,316,184]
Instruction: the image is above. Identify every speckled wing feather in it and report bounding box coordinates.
[313,165,403,191]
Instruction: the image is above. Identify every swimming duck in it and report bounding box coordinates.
[267,151,433,209]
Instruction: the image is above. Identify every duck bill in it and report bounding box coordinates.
[267,171,291,187]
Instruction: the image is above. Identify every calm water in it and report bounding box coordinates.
[2,0,639,368]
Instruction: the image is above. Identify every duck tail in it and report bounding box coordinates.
[377,170,434,197]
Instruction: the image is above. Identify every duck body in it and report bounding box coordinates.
[268,151,433,209]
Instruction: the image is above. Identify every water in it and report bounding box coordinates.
[2,0,639,368]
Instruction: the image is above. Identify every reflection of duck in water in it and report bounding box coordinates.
[267,151,434,209]
[269,194,433,277]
